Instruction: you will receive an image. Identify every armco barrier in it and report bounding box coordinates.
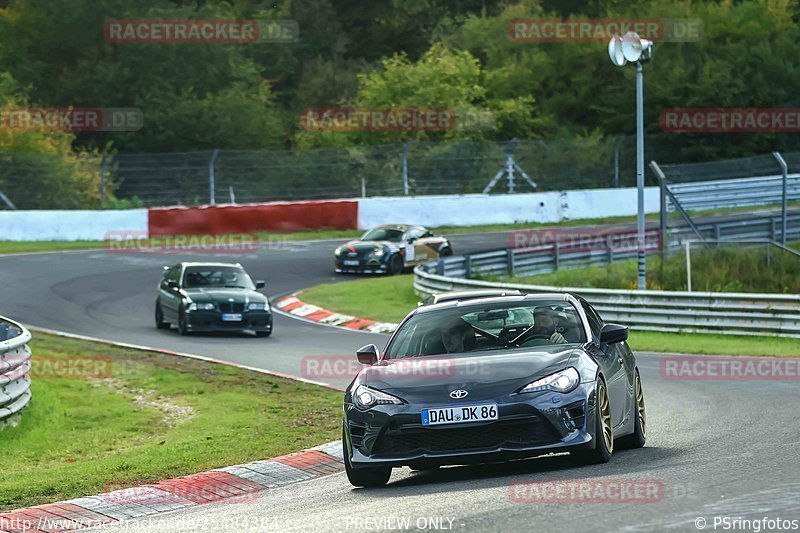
[0,316,32,424]
[415,258,800,339]
[148,200,359,236]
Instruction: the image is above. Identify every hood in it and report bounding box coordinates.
[183,287,266,303]
[360,346,579,403]
[344,240,398,254]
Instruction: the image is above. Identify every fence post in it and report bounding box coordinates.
[464,255,472,279]
[402,141,410,196]
[772,151,788,246]
[614,136,623,187]
[436,259,445,275]
[554,241,560,270]
[606,235,613,265]
[361,177,366,198]
[685,241,692,292]
[100,154,107,208]
[209,149,220,206]
[506,249,515,277]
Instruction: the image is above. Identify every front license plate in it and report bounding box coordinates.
[221,313,242,321]
[342,260,360,266]
[421,404,498,426]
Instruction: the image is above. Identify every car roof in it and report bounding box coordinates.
[421,289,523,305]
[176,262,244,268]
[414,292,573,314]
[370,224,427,232]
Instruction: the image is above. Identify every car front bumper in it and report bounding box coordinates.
[185,310,273,333]
[343,382,598,469]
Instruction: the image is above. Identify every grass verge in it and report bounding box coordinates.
[299,276,799,357]
[0,332,340,511]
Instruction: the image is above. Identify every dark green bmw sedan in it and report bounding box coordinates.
[155,262,273,337]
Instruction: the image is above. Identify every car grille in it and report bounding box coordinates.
[219,302,244,313]
[372,417,561,456]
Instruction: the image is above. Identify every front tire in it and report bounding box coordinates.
[343,428,391,488]
[178,310,189,336]
[574,378,613,464]
[255,330,272,338]
[617,370,646,449]
[439,247,453,257]
[388,253,404,276]
[155,302,170,329]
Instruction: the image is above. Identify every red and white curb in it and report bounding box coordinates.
[275,295,398,334]
[0,441,343,533]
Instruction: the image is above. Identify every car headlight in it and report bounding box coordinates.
[334,247,342,256]
[247,302,268,311]
[371,248,384,257]
[187,302,215,311]
[352,384,404,410]
[519,367,580,394]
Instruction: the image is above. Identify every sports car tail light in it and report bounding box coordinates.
[562,400,586,430]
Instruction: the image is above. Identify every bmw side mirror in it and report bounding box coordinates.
[356,344,379,365]
[600,323,628,344]
[256,280,266,289]
[167,280,179,289]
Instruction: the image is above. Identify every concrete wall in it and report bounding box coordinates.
[0,209,148,241]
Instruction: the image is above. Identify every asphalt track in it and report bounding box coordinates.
[1,219,799,531]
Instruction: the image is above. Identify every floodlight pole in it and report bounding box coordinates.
[635,62,646,290]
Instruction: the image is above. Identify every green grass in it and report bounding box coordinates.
[299,276,799,357]
[301,275,419,323]
[0,332,340,511]
[501,242,800,293]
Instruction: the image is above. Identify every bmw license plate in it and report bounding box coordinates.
[221,313,242,321]
[342,260,359,266]
[421,404,498,426]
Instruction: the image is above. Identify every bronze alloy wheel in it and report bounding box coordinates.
[636,372,647,440]
[598,380,614,454]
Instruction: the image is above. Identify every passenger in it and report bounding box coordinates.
[439,316,475,353]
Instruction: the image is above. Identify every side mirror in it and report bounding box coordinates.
[167,280,179,289]
[600,323,628,344]
[356,344,379,365]
[255,280,266,289]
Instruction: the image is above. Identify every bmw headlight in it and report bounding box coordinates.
[353,384,404,410]
[334,247,342,256]
[187,302,215,311]
[519,367,580,394]
[247,302,269,311]
[371,248,384,258]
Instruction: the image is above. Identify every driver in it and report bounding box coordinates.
[439,316,475,353]
[531,307,568,344]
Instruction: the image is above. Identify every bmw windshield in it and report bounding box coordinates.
[182,266,255,289]
[361,228,404,242]
[385,300,586,359]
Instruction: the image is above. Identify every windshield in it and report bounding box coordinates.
[385,300,585,359]
[182,266,254,289]
[361,228,404,242]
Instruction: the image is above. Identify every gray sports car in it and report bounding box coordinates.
[342,292,646,487]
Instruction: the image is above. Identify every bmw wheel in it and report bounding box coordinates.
[178,310,189,336]
[155,302,170,329]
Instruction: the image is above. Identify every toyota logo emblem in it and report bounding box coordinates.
[449,389,468,399]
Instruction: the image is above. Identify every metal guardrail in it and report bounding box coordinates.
[414,263,800,338]
[0,316,32,425]
[667,213,800,247]
[667,174,800,212]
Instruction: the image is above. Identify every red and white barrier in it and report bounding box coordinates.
[0,187,660,241]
